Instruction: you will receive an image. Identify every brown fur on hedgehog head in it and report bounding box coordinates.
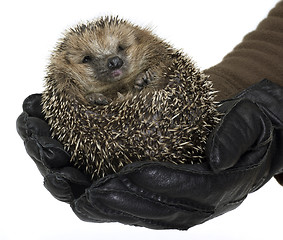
[47,16,173,104]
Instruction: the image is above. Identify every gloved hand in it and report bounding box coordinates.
[16,94,92,202]
[207,79,283,183]
[16,79,283,230]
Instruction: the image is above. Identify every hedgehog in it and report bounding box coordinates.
[42,16,219,180]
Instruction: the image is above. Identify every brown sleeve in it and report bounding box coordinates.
[204,1,283,101]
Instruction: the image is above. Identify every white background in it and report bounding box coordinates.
[1,0,282,239]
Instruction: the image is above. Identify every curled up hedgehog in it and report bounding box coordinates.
[42,16,219,180]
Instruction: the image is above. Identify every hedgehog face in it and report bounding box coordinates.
[65,28,135,84]
[52,18,160,96]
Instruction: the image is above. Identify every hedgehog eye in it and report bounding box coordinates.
[82,55,92,63]
[117,45,126,52]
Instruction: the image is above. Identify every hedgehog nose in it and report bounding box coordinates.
[107,56,124,70]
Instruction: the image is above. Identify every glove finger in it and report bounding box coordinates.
[22,93,45,119]
[44,167,91,203]
[18,109,70,169]
[235,79,283,125]
[37,137,70,168]
[24,136,70,169]
[44,172,74,203]
[71,176,212,230]
[72,191,209,230]
[16,112,29,140]
[16,112,50,140]
[207,99,273,172]
[71,195,108,223]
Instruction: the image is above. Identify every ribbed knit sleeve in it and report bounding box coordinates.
[204,1,283,101]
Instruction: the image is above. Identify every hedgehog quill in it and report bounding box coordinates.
[42,16,219,180]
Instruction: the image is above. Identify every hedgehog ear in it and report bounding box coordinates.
[57,39,69,52]
[64,54,71,64]
[134,34,141,43]
[133,30,144,44]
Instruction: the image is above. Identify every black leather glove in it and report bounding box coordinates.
[16,79,283,230]
[16,94,91,202]
[207,79,283,182]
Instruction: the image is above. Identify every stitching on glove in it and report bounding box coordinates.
[22,113,32,143]
[86,189,198,230]
[120,160,267,178]
[119,176,215,213]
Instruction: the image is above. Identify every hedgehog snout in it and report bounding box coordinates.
[107,56,124,70]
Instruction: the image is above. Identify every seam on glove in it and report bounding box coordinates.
[119,176,215,213]
[119,159,267,178]
[85,190,199,230]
